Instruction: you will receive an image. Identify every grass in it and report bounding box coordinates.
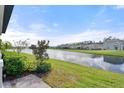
[43,59,124,88]
[49,49,124,57]
[5,51,124,87]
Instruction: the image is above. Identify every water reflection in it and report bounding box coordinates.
[46,50,124,74]
[22,49,124,74]
[104,56,124,64]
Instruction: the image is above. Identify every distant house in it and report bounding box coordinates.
[56,41,104,50]
[86,43,104,50]
[103,37,124,50]
[56,37,124,50]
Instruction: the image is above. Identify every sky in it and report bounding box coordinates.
[1,5,124,46]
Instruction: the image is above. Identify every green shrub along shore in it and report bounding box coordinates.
[3,51,124,87]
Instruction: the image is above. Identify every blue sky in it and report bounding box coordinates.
[2,5,124,46]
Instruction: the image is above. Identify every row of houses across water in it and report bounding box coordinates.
[104,38,124,50]
[55,37,124,50]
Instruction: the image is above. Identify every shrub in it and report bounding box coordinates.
[31,40,49,65]
[36,63,51,73]
[3,51,37,77]
[3,51,51,77]
[0,39,12,52]
[4,56,25,77]
[3,52,37,71]
[31,40,51,73]
[22,53,37,72]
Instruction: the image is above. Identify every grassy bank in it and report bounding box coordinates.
[50,49,124,57]
[43,59,124,88]
[5,52,124,87]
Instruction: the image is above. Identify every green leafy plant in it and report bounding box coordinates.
[31,40,49,64]
[3,51,38,77]
[31,40,51,73]
[4,41,12,49]
[4,56,25,77]
[36,63,51,73]
[0,38,12,52]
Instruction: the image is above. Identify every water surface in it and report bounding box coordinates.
[22,49,124,74]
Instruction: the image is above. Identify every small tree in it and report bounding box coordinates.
[13,39,30,54]
[31,40,51,73]
[0,39,12,52]
[4,41,12,49]
[31,40,49,65]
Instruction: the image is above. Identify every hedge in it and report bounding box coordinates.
[3,51,51,77]
[3,52,37,77]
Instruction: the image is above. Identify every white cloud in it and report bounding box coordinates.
[53,23,59,27]
[2,24,124,46]
[89,6,107,28]
[1,15,50,45]
[104,19,112,23]
[49,29,124,46]
[29,23,47,31]
[1,14,124,46]
[114,5,124,9]
[31,6,47,13]
[95,6,107,17]
[1,27,43,45]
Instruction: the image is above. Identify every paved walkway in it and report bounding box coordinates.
[3,74,50,88]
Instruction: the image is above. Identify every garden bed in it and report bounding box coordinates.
[3,51,51,81]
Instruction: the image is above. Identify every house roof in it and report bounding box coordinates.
[0,5,14,35]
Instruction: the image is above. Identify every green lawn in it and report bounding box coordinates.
[6,52,124,88]
[43,59,124,88]
[50,49,124,57]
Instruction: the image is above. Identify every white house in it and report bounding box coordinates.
[86,43,104,50]
[103,37,124,50]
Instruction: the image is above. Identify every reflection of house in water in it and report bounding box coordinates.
[104,56,124,64]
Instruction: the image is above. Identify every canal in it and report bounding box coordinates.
[22,49,124,74]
